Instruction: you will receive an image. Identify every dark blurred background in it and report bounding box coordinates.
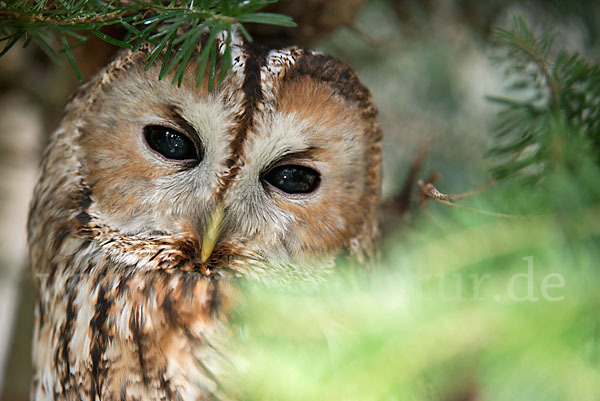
[1,0,598,399]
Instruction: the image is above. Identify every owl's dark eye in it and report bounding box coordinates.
[144,125,200,161]
[263,165,321,194]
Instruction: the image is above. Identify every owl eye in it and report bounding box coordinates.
[144,125,200,162]
[263,165,321,194]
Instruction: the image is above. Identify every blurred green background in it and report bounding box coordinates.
[1,0,599,399]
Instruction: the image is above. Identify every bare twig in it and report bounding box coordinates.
[394,139,430,213]
[418,180,523,219]
[380,139,430,234]
[345,23,381,48]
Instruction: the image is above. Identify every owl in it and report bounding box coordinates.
[27,31,382,400]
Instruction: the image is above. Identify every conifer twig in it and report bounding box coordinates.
[0,1,296,88]
[488,15,600,180]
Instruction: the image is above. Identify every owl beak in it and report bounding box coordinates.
[200,205,225,263]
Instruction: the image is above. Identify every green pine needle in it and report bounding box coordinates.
[487,15,600,181]
[0,0,296,88]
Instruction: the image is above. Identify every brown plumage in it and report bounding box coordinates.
[28,32,382,400]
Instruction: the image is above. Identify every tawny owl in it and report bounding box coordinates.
[27,31,382,400]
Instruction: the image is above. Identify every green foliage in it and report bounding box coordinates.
[225,166,600,400]
[219,16,600,401]
[487,15,600,181]
[0,1,295,87]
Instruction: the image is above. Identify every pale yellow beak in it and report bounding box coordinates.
[200,205,225,263]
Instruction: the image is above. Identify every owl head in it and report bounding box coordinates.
[29,34,382,280]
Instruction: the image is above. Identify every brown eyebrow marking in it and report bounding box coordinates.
[278,147,325,162]
[165,104,200,142]
[261,147,325,175]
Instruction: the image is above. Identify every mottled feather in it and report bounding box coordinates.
[28,32,382,400]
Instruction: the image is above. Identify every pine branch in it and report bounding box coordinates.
[495,15,560,111]
[487,15,600,181]
[0,1,296,88]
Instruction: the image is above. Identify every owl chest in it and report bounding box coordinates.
[32,258,231,401]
